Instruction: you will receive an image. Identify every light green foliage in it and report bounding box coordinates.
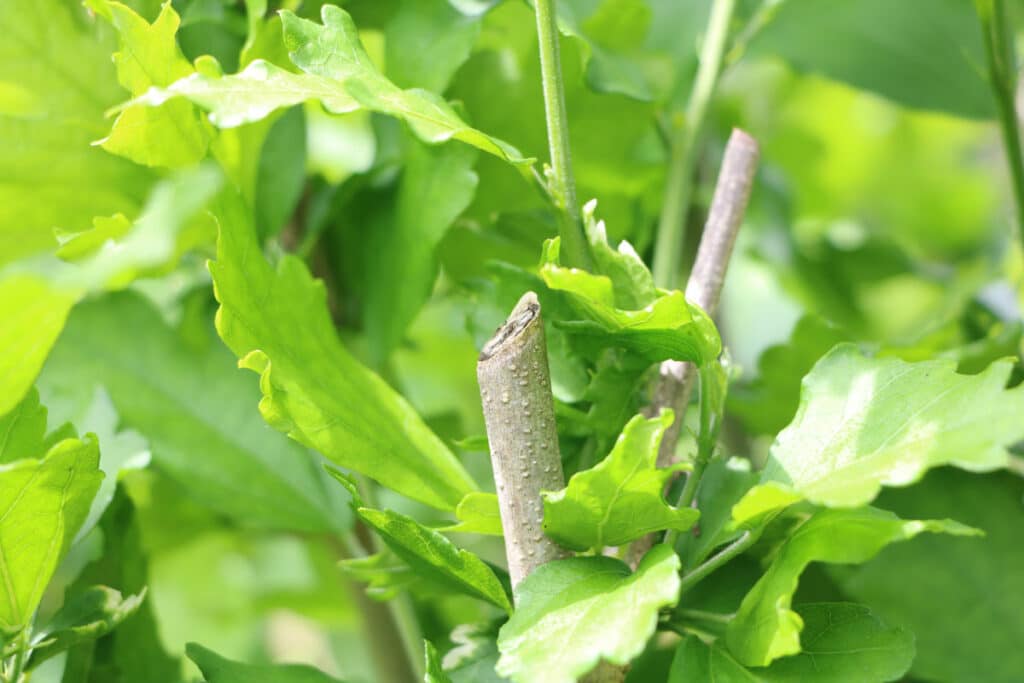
[671,603,914,682]
[26,586,145,667]
[833,470,1024,683]
[0,437,103,633]
[425,641,454,683]
[187,643,346,682]
[0,388,48,465]
[41,292,346,535]
[542,411,698,551]
[92,0,213,167]
[0,165,222,417]
[496,545,680,683]
[209,191,477,511]
[540,238,721,364]
[329,469,511,612]
[0,0,151,265]
[677,457,758,571]
[725,507,978,666]
[734,345,1024,524]
[748,0,993,119]
[446,492,503,536]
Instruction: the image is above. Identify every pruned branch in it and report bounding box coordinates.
[629,128,760,566]
[478,292,570,588]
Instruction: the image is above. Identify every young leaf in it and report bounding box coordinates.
[834,470,1024,683]
[91,0,213,167]
[733,344,1024,524]
[27,586,145,667]
[186,642,345,682]
[671,603,914,682]
[540,238,721,364]
[0,437,103,633]
[445,492,503,536]
[338,551,419,602]
[425,641,455,683]
[496,544,681,683]
[444,621,508,683]
[542,411,698,551]
[328,469,511,612]
[209,191,478,511]
[0,388,47,464]
[725,506,979,667]
[41,291,348,534]
[747,0,993,119]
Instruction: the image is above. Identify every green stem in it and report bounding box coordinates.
[979,0,1024,243]
[678,530,758,596]
[534,0,592,269]
[652,0,737,288]
[6,631,29,683]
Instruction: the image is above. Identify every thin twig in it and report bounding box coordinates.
[678,530,758,596]
[627,129,759,567]
[651,0,738,289]
[534,0,593,269]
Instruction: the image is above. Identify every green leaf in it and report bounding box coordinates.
[254,105,306,240]
[542,411,698,551]
[496,544,681,683]
[540,238,721,364]
[445,492,503,536]
[27,586,145,667]
[40,291,347,534]
[444,621,508,683]
[0,165,221,419]
[93,0,213,167]
[0,0,152,266]
[747,0,993,119]
[425,640,454,683]
[671,603,914,682]
[128,58,359,128]
[832,469,1024,683]
[364,136,478,365]
[186,642,345,682]
[0,437,103,633]
[733,345,1024,524]
[386,0,481,94]
[725,506,979,667]
[210,190,478,510]
[727,316,847,437]
[208,189,479,509]
[338,550,418,601]
[281,6,529,165]
[0,388,47,464]
[677,457,758,571]
[328,469,511,612]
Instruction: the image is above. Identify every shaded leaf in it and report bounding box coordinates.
[725,507,978,666]
[833,469,1024,683]
[27,586,145,667]
[386,0,481,93]
[329,469,511,612]
[187,642,345,682]
[542,411,698,551]
[41,291,347,534]
[748,0,993,119]
[496,544,680,683]
[425,641,454,683]
[209,190,478,511]
[671,603,914,682]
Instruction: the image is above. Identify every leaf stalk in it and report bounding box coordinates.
[534,0,593,270]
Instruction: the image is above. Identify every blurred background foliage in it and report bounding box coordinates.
[2,0,1024,681]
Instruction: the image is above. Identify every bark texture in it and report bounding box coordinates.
[477,292,570,588]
